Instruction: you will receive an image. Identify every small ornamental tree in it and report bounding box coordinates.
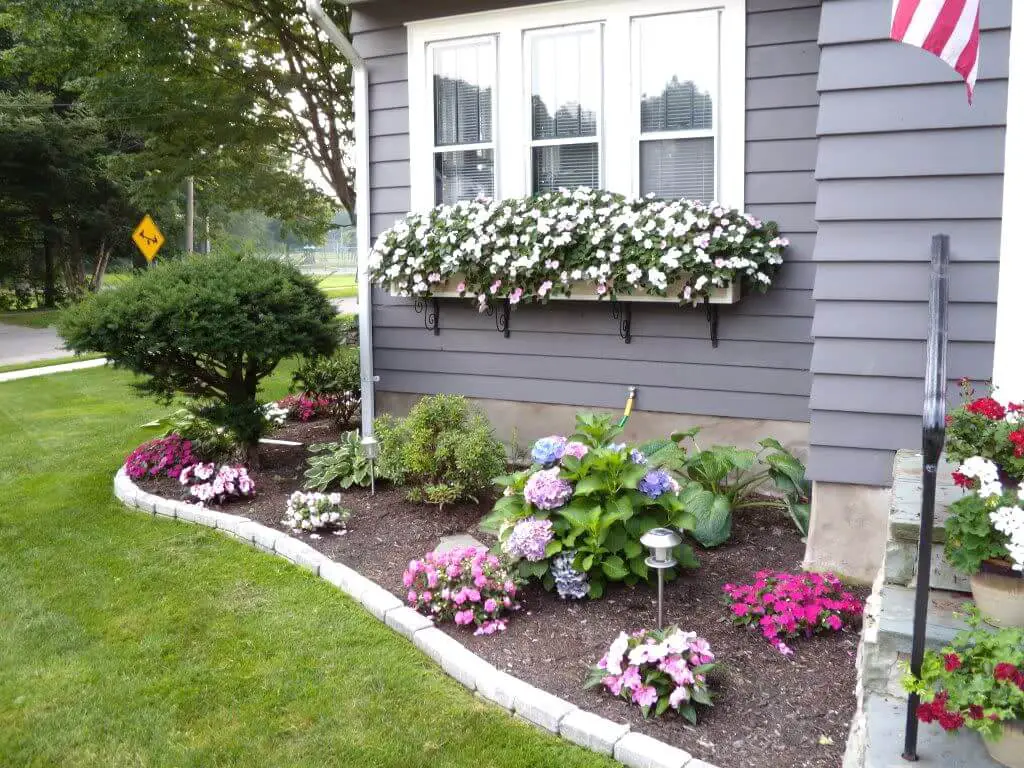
[59,253,338,461]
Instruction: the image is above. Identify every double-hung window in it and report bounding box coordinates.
[408,0,744,211]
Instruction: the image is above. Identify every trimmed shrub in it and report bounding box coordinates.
[375,394,506,506]
[292,346,360,397]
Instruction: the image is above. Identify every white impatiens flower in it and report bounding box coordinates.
[959,456,1003,498]
[989,505,1024,571]
[605,632,630,675]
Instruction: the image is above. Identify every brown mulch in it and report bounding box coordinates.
[136,419,866,768]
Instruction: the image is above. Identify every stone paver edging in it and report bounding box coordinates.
[114,467,720,768]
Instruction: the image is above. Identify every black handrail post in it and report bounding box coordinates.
[902,234,950,761]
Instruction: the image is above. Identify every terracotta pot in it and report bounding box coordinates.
[971,560,1024,628]
[984,720,1024,768]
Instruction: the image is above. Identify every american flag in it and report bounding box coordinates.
[891,0,981,103]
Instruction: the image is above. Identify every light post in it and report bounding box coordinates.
[641,527,682,629]
[361,434,379,495]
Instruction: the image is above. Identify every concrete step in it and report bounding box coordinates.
[885,450,971,593]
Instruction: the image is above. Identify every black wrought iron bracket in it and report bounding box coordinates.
[610,300,632,344]
[413,297,440,335]
[705,301,720,348]
[495,297,511,338]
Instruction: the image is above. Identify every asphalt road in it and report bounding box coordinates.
[0,323,68,366]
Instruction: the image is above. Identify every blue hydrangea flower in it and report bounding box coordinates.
[531,435,567,465]
[630,449,648,465]
[608,442,627,453]
[638,469,679,499]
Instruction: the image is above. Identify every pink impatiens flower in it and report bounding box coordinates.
[632,685,658,708]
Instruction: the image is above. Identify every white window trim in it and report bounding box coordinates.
[407,0,746,213]
[426,35,498,205]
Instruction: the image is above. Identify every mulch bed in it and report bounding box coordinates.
[136,418,866,768]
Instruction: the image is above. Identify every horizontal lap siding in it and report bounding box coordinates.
[354,0,820,423]
[808,0,1010,486]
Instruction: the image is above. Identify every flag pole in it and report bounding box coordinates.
[902,234,950,761]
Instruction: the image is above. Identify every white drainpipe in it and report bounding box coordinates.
[306,0,377,443]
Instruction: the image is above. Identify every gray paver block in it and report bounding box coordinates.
[476,667,531,711]
[877,585,973,655]
[319,559,375,599]
[273,535,326,573]
[613,732,693,768]
[174,503,199,523]
[233,520,261,543]
[384,606,433,638]
[434,533,486,554]
[513,683,577,733]
[134,491,158,513]
[248,523,283,552]
[559,708,629,755]
[214,514,250,536]
[413,628,495,690]
[358,582,403,620]
[190,507,223,528]
[154,496,179,518]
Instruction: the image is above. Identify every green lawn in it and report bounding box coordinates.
[0,353,105,375]
[0,366,611,768]
[0,309,60,328]
[316,273,357,299]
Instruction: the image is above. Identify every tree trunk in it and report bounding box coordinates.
[42,230,56,308]
[90,239,111,292]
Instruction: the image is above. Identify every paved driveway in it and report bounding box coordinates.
[0,323,68,366]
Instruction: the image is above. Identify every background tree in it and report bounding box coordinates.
[58,252,339,461]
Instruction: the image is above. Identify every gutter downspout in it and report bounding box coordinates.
[306,0,377,445]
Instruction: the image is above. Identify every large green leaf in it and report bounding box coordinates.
[670,426,702,444]
[602,524,628,552]
[787,500,811,538]
[573,475,605,496]
[685,486,733,547]
[601,555,629,580]
[620,463,649,490]
[519,560,548,579]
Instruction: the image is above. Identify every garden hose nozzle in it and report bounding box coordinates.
[618,387,637,428]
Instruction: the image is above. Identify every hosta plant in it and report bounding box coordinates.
[672,430,810,547]
[283,490,350,532]
[304,432,372,491]
[585,627,717,722]
[903,605,1024,740]
[402,547,519,636]
[125,434,197,480]
[179,463,255,505]
[143,401,237,462]
[723,570,862,656]
[369,188,787,305]
[485,413,698,600]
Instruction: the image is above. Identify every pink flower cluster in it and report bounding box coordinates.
[179,463,255,505]
[402,547,519,636]
[723,570,862,656]
[125,434,197,480]
[278,393,337,422]
[588,627,717,720]
[523,467,573,510]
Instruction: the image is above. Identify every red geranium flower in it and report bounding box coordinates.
[951,471,973,488]
[994,662,1019,682]
[938,710,965,732]
[1010,429,1024,458]
[968,705,984,720]
[966,397,1006,420]
[943,653,962,672]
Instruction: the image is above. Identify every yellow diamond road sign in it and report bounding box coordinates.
[132,214,165,262]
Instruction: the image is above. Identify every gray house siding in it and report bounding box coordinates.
[352,0,822,423]
[808,0,1010,486]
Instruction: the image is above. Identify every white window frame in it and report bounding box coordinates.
[425,35,498,206]
[407,0,745,213]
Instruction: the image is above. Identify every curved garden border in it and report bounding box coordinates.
[113,467,719,768]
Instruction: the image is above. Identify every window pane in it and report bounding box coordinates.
[640,138,714,202]
[433,40,494,147]
[636,13,717,133]
[530,27,601,141]
[435,149,494,205]
[532,144,599,194]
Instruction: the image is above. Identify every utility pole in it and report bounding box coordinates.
[185,176,195,253]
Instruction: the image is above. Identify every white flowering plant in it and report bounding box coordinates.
[283,490,351,532]
[369,188,787,306]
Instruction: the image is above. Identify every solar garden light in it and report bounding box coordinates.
[641,527,682,629]
[360,434,379,495]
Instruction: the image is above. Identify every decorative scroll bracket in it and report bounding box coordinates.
[414,297,440,335]
[610,300,632,344]
[495,297,511,338]
[705,301,720,348]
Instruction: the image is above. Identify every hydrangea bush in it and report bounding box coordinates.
[125,434,197,480]
[179,463,255,505]
[403,547,519,636]
[904,605,1024,740]
[723,571,862,656]
[369,188,787,306]
[283,490,350,532]
[943,380,1024,573]
[485,412,698,600]
[585,627,717,722]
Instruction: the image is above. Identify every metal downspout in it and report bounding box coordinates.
[306,0,376,442]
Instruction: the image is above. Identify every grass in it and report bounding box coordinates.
[0,366,613,768]
[317,273,357,300]
[0,309,60,328]
[0,353,105,375]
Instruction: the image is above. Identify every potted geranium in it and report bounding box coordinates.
[903,605,1024,767]
[944,381,1024,627]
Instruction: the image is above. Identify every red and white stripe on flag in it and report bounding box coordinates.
[891,0,981,103]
